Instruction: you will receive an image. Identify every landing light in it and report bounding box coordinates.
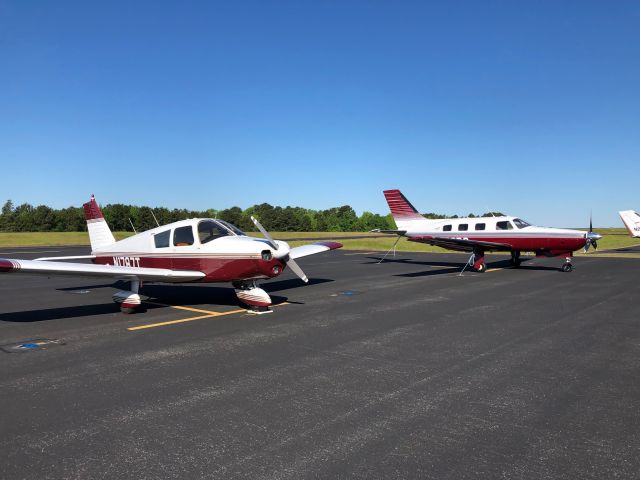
[272,266,281,275]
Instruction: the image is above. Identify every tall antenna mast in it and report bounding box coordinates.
[128,218,138,234]
[150,209,160,227]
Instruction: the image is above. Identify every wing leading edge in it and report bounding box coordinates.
[0,258,205,282]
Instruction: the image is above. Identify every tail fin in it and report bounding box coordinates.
[619,210,640,237]
[383,189,432,230]
[83,195,116,250]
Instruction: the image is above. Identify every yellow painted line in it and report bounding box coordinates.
[128,313,219,331]
[485,268,504,273]
[145,301,221,315]
[128,303,290,331]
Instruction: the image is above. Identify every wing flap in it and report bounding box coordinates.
[289,241,343,260]
[0,258,205,282]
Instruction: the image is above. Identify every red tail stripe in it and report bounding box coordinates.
[83,195,105,221]
[383,190,423,218]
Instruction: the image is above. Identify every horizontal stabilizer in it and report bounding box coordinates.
[371,229,406,235]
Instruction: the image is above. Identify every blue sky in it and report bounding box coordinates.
[1,1,638,227]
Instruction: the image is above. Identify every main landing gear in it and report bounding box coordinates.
[233,280,273,314]
[510,251,521,268]
[462,250,486,274]
[113,279,142,314]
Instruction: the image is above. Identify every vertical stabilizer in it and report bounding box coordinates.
[383,189,432,231]
[83,195,116,250]
[619,210,640,237]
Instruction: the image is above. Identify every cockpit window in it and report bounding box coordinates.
[496,220,514,230]
[198,220,231,244]
[513,218,531,229]
[216,219,246,236]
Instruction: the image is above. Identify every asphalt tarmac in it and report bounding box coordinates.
[1,247,639,479]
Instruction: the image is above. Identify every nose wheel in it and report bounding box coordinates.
[561,257,573,272]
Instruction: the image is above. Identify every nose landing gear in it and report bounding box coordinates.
[561,257,573,272]
[510,251,521,267]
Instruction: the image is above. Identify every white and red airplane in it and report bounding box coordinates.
[619,210,640,237]
[0,196,342,313]
[378,189,601,272]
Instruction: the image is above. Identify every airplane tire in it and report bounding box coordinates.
[120,307,136,314]
[477,263,487,273]
[561,263,572,272]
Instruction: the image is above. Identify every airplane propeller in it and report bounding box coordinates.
[251,216,308,283]
[583,212,602,253]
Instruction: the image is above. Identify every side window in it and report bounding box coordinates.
[458,224,468,231]
[173,226,194,246]
[475,223,486,231]
[154,230,170,248]
[443,224,452,232]
[496,221,514,230]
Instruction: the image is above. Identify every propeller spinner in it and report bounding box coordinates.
[251,216,308,283]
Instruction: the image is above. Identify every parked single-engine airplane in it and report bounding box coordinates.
[619,210,640,237]
[0,196,342,313]
[377,189,601,272]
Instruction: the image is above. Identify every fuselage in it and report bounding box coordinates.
[92,218,288,282]
[403,216,587,255]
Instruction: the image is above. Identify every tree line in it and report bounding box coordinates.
[0,199,504,233]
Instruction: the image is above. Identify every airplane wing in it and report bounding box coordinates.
[0,258,205,283]
[412,236,512,252]
[289,241,343,260]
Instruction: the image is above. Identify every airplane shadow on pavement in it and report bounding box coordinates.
[0,278,337,322]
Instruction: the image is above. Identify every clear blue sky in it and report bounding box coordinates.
[1,1,638,227]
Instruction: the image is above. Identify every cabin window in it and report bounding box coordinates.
[513,218,531,229]
[443,224,452,232]
[173,226,195,246]
[458,224,468,231]
[496,221,514,230]
[475,223,486,231]
[154,230,170,248]
[198,220,230,244]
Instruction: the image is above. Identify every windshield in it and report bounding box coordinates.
[513,218,531,229]
[198,220,231,244]
[216,219,246,236]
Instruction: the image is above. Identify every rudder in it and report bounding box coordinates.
[619,210,640,237]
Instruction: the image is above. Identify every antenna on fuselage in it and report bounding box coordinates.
[150,209,160,227]
[128,218,138,234]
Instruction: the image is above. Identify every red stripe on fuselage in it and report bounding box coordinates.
[408,235,586,253]
[93,255,286,282]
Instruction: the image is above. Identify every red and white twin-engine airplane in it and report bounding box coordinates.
[0,196,342,313]
[379,189,601,272]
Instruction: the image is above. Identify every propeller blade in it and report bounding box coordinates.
[583,242,590,253]
[286,257,308,283]
[589,210,593,233]
[251,216,278,250]
[593,240,598,250]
